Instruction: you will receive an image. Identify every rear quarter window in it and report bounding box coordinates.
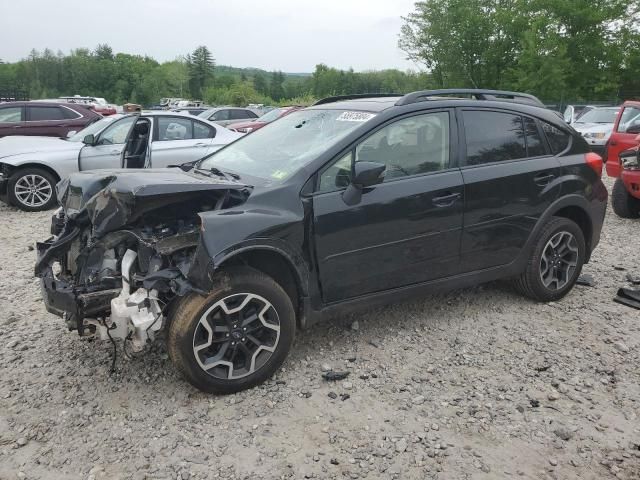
[541,122,571,155]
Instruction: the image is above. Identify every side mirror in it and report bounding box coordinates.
[66,130,77,138]
[82,134,95,145]
[342,161,386,206]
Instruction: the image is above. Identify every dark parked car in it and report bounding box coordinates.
[36,89,607,394]
[0,101,101,138]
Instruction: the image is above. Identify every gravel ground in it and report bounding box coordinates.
[1,176,639,480]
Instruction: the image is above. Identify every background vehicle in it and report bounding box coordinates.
[0,101,101,138]
[198,107,260,127]
[171,107,209,116]
[605,100,640,177]
[36,89,607,394]
[571,106,619,154]
[0,112,242,211]
[611,134,640,218]
[226,106,302,133]
[57,95,118,116]
[563,104,598,124]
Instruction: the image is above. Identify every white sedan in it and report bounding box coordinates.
[0,112,243,211]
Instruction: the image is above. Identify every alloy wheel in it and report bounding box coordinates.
[14,174,53,208]
[192,293,281,380]
[539,231,579,290]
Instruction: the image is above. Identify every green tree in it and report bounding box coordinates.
[187,46,215,99]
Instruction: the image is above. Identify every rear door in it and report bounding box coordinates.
[606,103,640,177]
[312,110,464,303]
[0,105,24,137]
[78,115,137,171]
[149,116,216,167]
[25,105,70,137]
[458,108,562,271]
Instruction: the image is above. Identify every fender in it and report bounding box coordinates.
[196,208,311,296]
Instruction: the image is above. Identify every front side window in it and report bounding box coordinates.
[28,106,66,121]
[0,107,23,122]
[157,117,193,141]
[199,109,376,181]
[67,116,118,142]
[211,110,230,122]
[97,116,136,145]
[463,111,525,166]
[617,106,640,133]
[318,112,450,192]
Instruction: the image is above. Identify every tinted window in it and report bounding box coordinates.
[541,122,570,154]
[29,106,66,121]
[193,121,214,139]
[211,110,230,121]
[0,107,23,122]
[524,117,545,157]
[231,109,250,120]
[318,112,450,192]
[157,117,193,141]
[463,111,525,165]
[617,106,640,133]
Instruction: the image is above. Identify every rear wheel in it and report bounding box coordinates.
[513,217,585,302]
[7,168,58,212]
[167,267,296,394]
[611,178,640,219]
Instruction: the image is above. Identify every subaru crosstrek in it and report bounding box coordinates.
[35,89,608,393]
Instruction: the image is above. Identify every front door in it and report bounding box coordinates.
[606,104,640,178]
[458,108,562,271]
[78,116,137,171]
[312,110,464,303]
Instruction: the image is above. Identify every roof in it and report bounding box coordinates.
[309,97,401,113]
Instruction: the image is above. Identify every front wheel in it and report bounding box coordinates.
[611,178,640,219]
[513,217,585,302]
[167,267,296,394]
[7,168,58,212]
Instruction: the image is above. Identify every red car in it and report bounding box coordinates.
[605,99,640,178]
[611,134,640,218]
[0,101,101,138]
[226,106,301,133]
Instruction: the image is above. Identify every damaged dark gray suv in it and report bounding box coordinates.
[35,90,608,393]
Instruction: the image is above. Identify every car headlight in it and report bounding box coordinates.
[237,127,253,133]
[583,132,607,139]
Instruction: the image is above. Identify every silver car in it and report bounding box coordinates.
[0,111,243,211]
[197,107,259,127]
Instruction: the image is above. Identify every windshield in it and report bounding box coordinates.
[66,116,119,142]
[198,109,215,119]
[256,108,285,123]
[576,108,618,124]
[199,109,376,180]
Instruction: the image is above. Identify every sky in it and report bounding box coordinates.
[1,0,420,72]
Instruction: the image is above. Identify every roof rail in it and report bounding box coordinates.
[313,93,402,106]
[395,89,544,107]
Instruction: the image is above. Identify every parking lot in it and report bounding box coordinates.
[0,175,637,480]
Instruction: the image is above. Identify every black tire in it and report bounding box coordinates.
[7,167,58,212]
[167,267,296,394]
[513,217,585,302]
[611,178,640,219]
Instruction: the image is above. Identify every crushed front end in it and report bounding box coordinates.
[35,169,250,351]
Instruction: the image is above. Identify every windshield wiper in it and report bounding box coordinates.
[195,167,240,182]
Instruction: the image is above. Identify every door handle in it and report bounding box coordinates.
[432,192,461,207]
[194,142,208,147]
[534,172,555,186]
[12,125,22,128]
[110,150,121,155]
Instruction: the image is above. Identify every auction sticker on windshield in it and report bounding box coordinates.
[336,111,376,122]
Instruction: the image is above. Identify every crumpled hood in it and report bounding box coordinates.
[58,168,252,237]
[0,135,82,159]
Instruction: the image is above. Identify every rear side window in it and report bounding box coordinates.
[28,106,66,121]
[193,121,215,139]
[231,109,249,120]
[0,106,23,122]
[524,117,546,157]
[61,107,82,119]
[541,122,570,154]
[463,111,525,165]
[157,117,193,141]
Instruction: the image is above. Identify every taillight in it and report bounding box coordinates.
[585,152,603,177]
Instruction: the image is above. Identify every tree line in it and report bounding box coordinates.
[1,0,638,108]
